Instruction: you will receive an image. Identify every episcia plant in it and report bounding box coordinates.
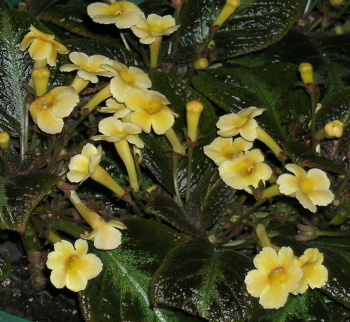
[1,0,350,320]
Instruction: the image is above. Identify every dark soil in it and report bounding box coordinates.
[0,234,83,322]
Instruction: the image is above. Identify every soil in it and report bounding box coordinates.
[0,234,83,322]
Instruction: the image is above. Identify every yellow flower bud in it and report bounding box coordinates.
[0,132,10,150]
[193,58,209,70]
[214,0,241,28]
[299,63,314,85]
[186,101,204,142]
[329,0,344,8]
[32,67,50,96]
[324,120,344,138]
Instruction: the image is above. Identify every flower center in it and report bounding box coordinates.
[269,267,285,284]
[237,116,249,128]
[243,164,255,176]
[66,254,79,272]
[110,3,124,16]
[223,146,239,159]
[299,178,312,194]
[144,101,163,114]
[119,70,134,85]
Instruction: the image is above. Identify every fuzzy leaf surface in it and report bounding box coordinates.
[79,218,201,322]
[151,237,252,321]
[179,0,302,60]
[0,172,60,232]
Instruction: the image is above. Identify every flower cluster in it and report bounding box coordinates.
[204,107,273,193]
[245,246,328,309]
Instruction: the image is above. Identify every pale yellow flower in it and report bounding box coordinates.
[92,116,144,148]
[99,98,131,119]
[217,107,266,141]
[29,86,79,134]
[299,62,314,85]
[218,149,272,192]
[324,120,344,138]
[277,164,334,213]
[131,14,180,44]
[245,247,303,310]
[102,61,152,103]
[293,248,328,295]
[87,1,142,28]
[67,143,102,183]
[60,52,113,83]
[46,239,102,292]
[20,25,69,67]
[124,88,178,134]
[204,137,253,166]
[69,191,127,250]
[82,219,127,250]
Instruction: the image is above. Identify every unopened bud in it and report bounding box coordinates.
[299,62,314,85]
[324,120,344,138]
[32,67,50,96]
[186,101,204,142]
[193,58,209,70]
[0,132,10,150]
[213,0,241,28]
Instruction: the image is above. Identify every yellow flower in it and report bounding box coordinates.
[131,14,180,44]
[324,120,344,138]
[29,86,79,134]
[99,98,131,119]
[87,1,142,28]
[102,61,152,103]
[69,191,127,250]
[214,0,241,28]
[245,247,303,310]
[67,143,125,197]
[277,164,334,213]
[92,116,144,148]
[124,88,178,134]
[204,137,253,165]
[217,107,265,141]
[82,219,127,250]
[218,149,272,192]
[46,239,103,292]
[20,25,69,67]
[60,52,113,92]
[293,248,328,295]
[0,132,10,150]
[67,143,102,183]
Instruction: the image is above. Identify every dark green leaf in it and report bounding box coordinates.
[0,10,36,137]
[79,218,195,322]
[185,169,235,231]
[247,290,331,322]
[179,0,302,60]
[0,253,10,281]
[151,237,252,321]
[193,64,299,141]
[315,89,350,151]
[27,0,60,16]
[283,141,345,174]
[146,193,200,235]
[0,172,60,232]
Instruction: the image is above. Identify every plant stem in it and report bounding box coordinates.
[185,146,193,202]
[173,154,183,208]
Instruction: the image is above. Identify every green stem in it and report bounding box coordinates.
[310,91,317,150]
[185,146,193,202]
[149,36,162,68]
[173,154,183,208]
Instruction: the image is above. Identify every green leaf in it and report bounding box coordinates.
[246,290,331,322]
[27,0,60,16]
[141,71,217,195]
[179,0,302,60]
[185,169,235,231]
[283,142,345,174]
[151,237,252,321]
[0,10,35,137]
[0,172,60,232]
[146,193,200,235]
[0,253,10,281]
[79,218,198,322]
[193,63,299,141]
